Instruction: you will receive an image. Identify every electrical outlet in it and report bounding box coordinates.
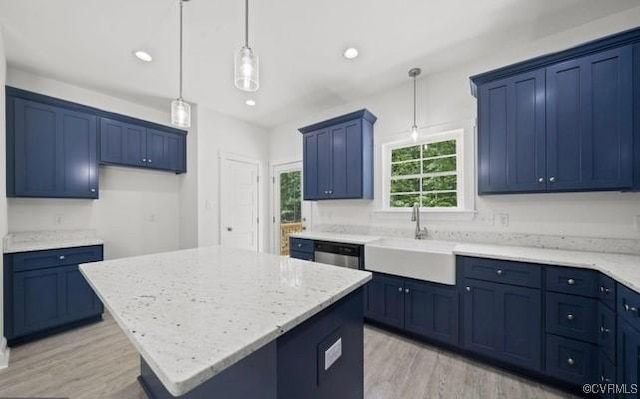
[497,213,509,228]
[474,212,495,226]
[148,214,156,223]
[54,214,63,225]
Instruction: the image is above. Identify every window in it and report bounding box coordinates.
[386,135,461,209]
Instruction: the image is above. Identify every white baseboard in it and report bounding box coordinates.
[0,337,10,369]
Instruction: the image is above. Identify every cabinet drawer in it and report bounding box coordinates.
[545,292,598,343]
[545,334,597,386]
[290,250,314,262]
[597,274,616,310]
[13,245,103,272]
[460,257,541,288]
[617,283,640,331]
[289,238,314,254]
[546,266,598,297]
[597,303,616,363]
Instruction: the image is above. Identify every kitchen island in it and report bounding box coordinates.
[79,246,371,399]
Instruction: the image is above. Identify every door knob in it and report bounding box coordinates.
[567,357,575,366]
[398,287,403,292]
[405,288,410,294]
[496,269,503,276]
[226,227,233,232]
[465,286,471,292]
[566,314,574,321]
[567,278,575,285]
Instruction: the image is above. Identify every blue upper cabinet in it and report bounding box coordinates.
[9,97,98,199]
[7,87,187,199]
[299,109,376,200]
[546,46,633,191]
[472,28,640,195]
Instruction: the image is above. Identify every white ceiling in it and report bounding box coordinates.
[0,0,637,128]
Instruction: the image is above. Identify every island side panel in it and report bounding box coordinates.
[277,288,364,399]
[137,288,365,399]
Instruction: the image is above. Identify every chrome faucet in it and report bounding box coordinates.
[411,203,428,239]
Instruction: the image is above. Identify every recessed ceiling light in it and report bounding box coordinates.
[245,99,256,106]
[343,47,359,60]
[134,50,153,62]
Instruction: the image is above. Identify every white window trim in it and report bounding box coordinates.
[380,128,469,213]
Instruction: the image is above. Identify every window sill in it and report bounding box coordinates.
[373,208,476,221]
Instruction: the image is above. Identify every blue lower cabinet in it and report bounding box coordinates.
[462,278,542,371]
[545,292,598,343]
[364,273,404,329]
[545,334,598,386]
[403,280,458,346]
[617,317,640,396]
[5,245,104,345]
[289,250,314,261]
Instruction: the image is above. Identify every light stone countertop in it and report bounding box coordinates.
[289,231,381,245]
[3,229,104,253]
[79,246,371,396]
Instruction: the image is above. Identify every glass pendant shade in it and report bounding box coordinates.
[171,98,191,128]
[234,46,259,92]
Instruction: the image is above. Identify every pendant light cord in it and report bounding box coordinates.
[245,0,249,48]
[412,75,417,127]
[179,0,184,99]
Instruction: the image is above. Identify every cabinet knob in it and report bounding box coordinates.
[599,286,610,294]
[90,188,96,193]
[537,177,544,183]
[143,158,147,162]
[465,286,471,292]
[624,303,638,313]
[148,159,153,163]
[567,278,575,285]
[329,190,333,194]
[566,314,574,321]
[600,375,611,383]
[567,357,575,366]
[549,176,556,183]
[398,287,403,292]
[405,288,410,294]
[600,326,610,335]
[297,243,302,248]
[496,269,503,276]
[59,255,65,260]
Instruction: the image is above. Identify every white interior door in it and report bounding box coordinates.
[220,155,259,251]
[272,162,312,255]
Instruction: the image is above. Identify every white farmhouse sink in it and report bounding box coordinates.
[364,238,457,285]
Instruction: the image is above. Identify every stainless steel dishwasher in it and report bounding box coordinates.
[313,241,362,269]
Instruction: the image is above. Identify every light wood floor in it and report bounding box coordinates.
[0,313,575,399]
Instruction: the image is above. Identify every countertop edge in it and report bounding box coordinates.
[4,239,105,254]
[80,262,371,396]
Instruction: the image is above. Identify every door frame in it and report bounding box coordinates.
[219,152,263,252]
[270,159,310,254]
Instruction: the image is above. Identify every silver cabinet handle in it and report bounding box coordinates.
[538,177,544,183]
[567,357,575,366]
[600,326,610,335]
[90,188,96,193]
[405,288,410,294]
[398,287,403,292]
[549,176,556,183]
[624,303,638,313]
[600,375,611,383]
[496,269,503,276]
[59,255,65,260]
[148,159,153,163]
[465,286,471,292]
[567,278,575,285]
[566,314,574,321]
[600,286,610,294]
[297,244,302,248]
[142,158,147,162]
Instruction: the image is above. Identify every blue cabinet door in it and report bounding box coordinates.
[12,98,98,199]
[546,46,633,191]
[478,70,546,194]
[146,128,168,170]
[363,273,404,329]
[462,278,542,371]
[617,317,640,394]
[316,129,333,199]
[62,265,103,321]
[330,120,363,199]
[12,267,65,337]
[100,117,146,167]
[404,280,459,346]
[303,132,319,200]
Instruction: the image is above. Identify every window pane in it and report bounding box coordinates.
[422,192,457,207]
[423,157,456,173]
[392,161,420,176]
[390,194,419,208]
[390,178,419,193]
[422,175,456,192]
[423,140,456,158]
[391,145,420,162]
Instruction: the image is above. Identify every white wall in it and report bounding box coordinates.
[268,7,640,243]
[196,107,269,250]
[5,69,194,259]
[0,26,9,361]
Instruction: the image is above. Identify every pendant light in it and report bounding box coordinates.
[408,68,421,142]
[234,0,259,92]
[171,0,191,128]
